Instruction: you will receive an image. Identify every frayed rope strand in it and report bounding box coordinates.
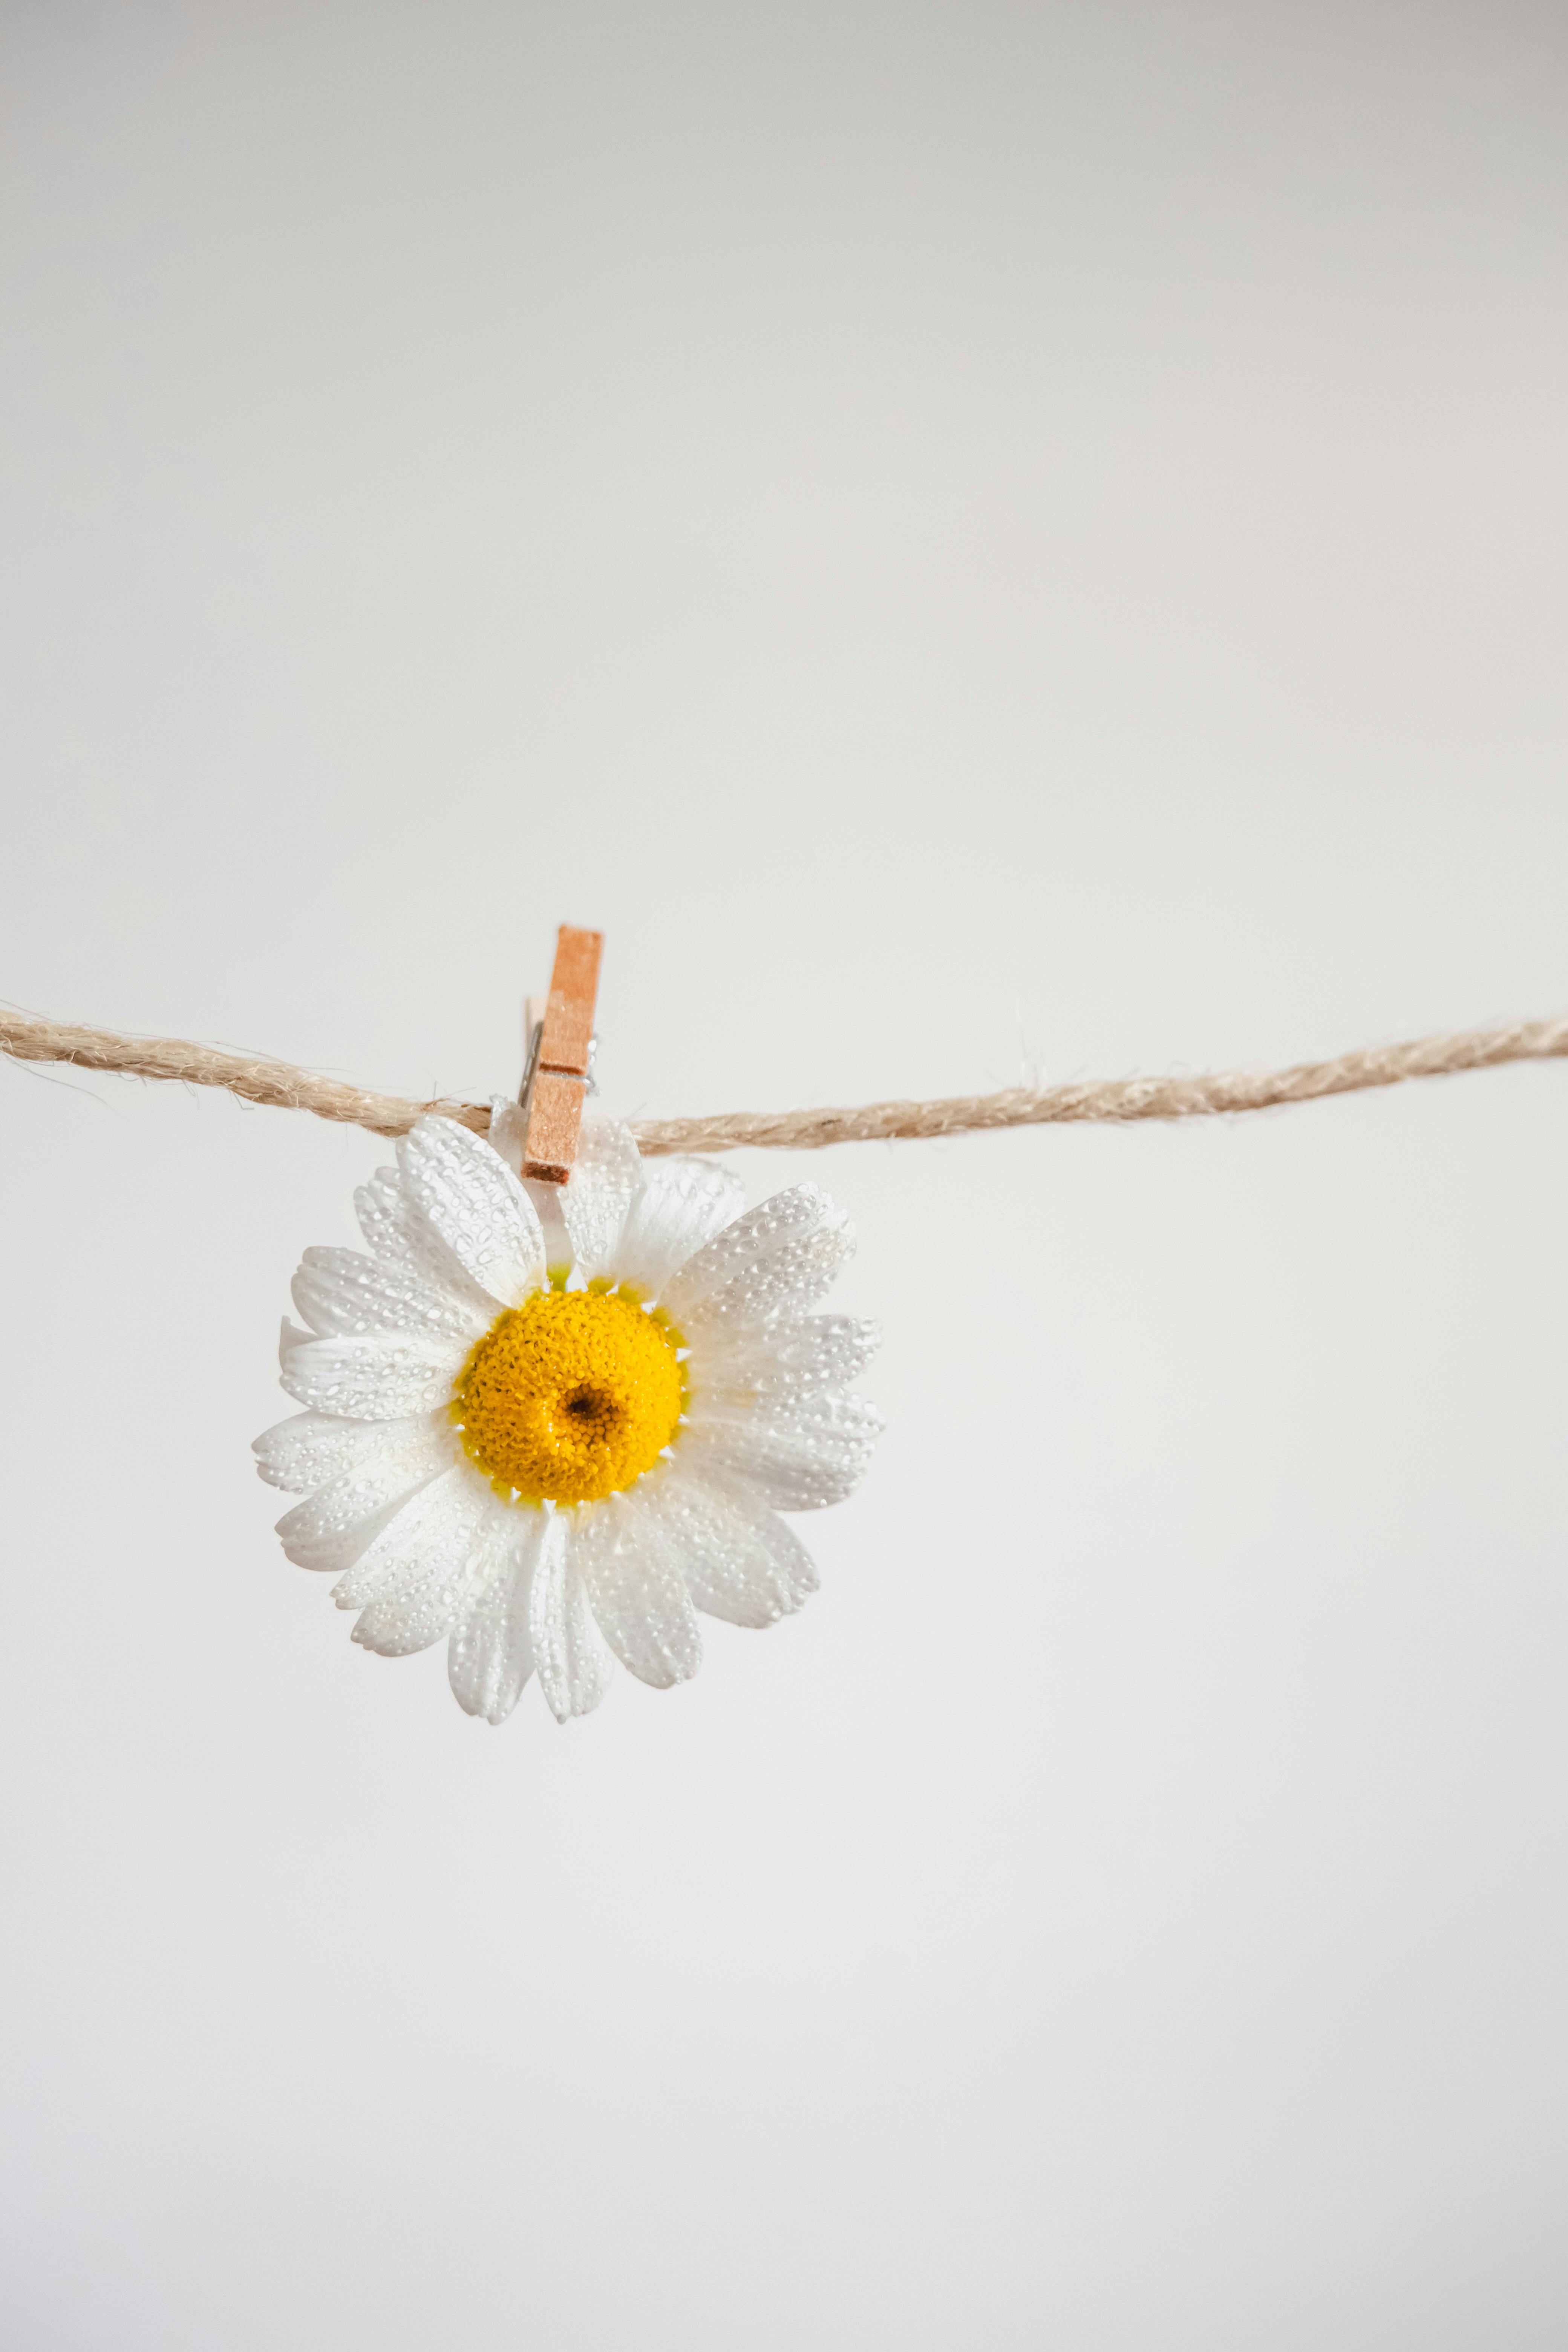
[5,1007,1568,1156]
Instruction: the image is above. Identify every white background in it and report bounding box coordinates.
[2,4,1566,2346]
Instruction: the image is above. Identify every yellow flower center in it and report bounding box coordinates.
[450,1286,685,1506]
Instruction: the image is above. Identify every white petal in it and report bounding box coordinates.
[331,1465,492,1613]
[354,1164,419,1265]
[278,1315,312,1366]
[639,1461,818,1627]
[354,1165,501,1321]
[272,1418,458,1570]
[689,1314,881,1406]
[253,1410,422,1494]
[351,1495,497,1655]
[660,1185,854,1335]
[395,1116,547,1306]
[528,1513,615,1721]
[291,1247,490,1344]
[447,1511,547,1723]
[682,1391,884,1509]
[524,1176,573,1276]
[611,1156,745,1297]
[573,1490,703,1689]
[487,1095,528,1176]
[559,1112,642,1280]
[280,1333,464,1419]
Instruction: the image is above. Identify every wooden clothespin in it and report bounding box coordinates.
[520,925,603,1184]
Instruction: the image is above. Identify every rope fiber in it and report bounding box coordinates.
[6,1006,1568,1156]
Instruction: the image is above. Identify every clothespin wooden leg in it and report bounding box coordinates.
[521,925,603,1184]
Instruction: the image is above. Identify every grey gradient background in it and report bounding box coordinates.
[3,3,1568,2346]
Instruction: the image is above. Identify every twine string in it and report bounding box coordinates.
[5,1007,1568,1155]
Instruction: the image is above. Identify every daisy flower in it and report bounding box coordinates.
[253,1105,881,1723]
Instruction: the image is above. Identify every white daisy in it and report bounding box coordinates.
[253,1104,882,1724]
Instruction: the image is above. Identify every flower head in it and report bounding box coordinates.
[253,1105,881,1723]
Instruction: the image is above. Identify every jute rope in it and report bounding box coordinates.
[5,1006,1568,1156]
